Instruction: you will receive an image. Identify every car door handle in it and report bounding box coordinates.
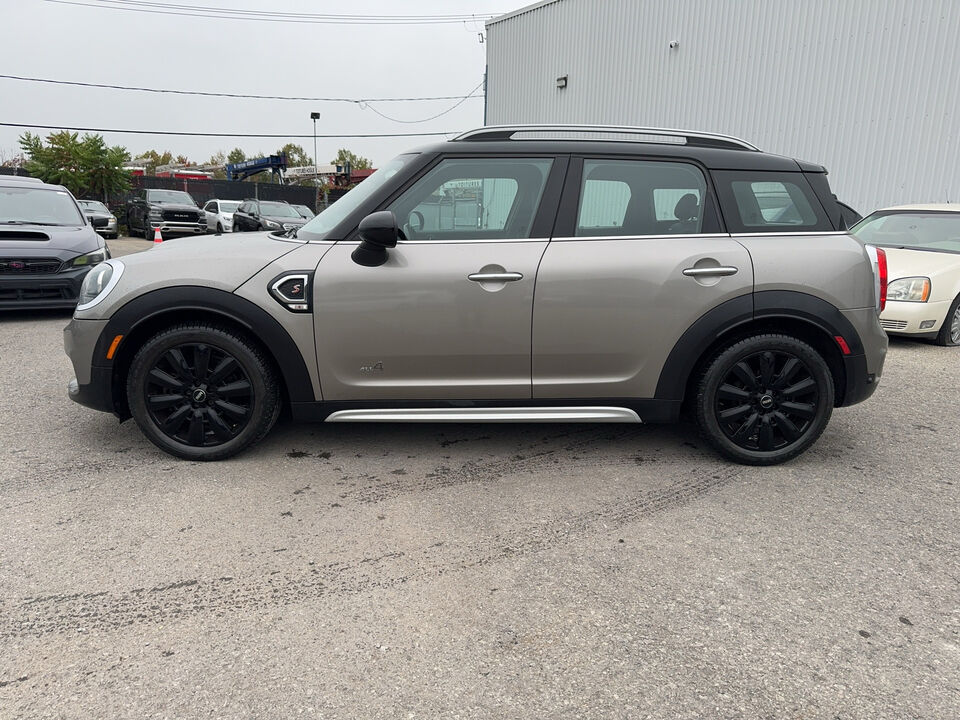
[682,266,739,278]
[468,272,524,282]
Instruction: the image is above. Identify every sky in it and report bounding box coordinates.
[0,0,526,169]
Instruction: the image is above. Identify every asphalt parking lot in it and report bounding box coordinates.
[1,238,958,719]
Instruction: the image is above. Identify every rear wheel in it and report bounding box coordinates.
[127,324,281,460]
[695,334,834,465]
[935,295,960,346]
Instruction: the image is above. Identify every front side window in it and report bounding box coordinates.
[575,159,708,237]
[388,157,553,240]
[715,171,831,232]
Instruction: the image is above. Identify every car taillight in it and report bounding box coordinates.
[864,244,888,313]
[876,247,888,312]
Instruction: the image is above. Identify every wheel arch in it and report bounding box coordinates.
[656,291,862,410]
[95,286,315,419]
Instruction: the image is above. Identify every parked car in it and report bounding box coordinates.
[77,199,119,239]
[65,124,887,464]
[851,204,960,346]
[292,204,315,220]
[202,199,241,233]
[232,199,308,233]
[126,189,206,240]
[1,176,110,309]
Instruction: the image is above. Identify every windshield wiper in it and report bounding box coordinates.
[3,220,63,226]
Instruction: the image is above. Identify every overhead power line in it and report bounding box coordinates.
[360,80,486,124]
[0,74,484,104]
[42,0,499,25]
[0,122,457,139]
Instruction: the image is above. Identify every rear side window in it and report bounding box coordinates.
[715,171,832,232]
[575,159,708,237]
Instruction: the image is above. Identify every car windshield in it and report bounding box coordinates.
[260,202,301,218]
[294,205,314,218]
[298,154,416,239]
[0,187,84,225]
[219,201,240,213]
[78,200,110,213]
[851,211,960,254]
[148,190,196,206]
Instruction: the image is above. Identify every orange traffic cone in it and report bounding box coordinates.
[153,227,163,244]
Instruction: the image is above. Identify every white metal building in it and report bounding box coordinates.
[484,0,960,214]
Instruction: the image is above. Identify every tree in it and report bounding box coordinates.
[330,148,371,170]
[227,148,246,165]
[206,150,228,179]
[18,131,130,199]
[277,142,312,169]
[135,149,174,175]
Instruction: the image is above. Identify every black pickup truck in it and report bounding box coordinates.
[126,189,207,240]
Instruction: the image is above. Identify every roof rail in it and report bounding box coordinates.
[453,124,760,151]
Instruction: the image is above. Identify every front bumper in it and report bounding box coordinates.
[0,266,91,310]
[93,219,118,236]
[880,299,951,337]
[147,221,207,238]
[64,316,118,415]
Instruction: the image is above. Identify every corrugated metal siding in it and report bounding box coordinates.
[485,0,960,214]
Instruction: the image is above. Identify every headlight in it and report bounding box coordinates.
[887,276,930,302]
[149,208,162,219]
[68,248,109,268]
[264,219,281,229]
[109,214,117,221]
[76,260,123,310]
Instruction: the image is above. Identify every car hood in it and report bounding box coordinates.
[152,203,201,213]
[884,247,960,277]
[0,224,102,254]
[884,247,960,301]
[82,232,300,319]
[263,214,306,226]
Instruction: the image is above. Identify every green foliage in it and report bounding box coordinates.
[18,131,131,199]
[330,148,372,170]
[138,149,174,174]
[277,142,312,168]
[227,147,247,165]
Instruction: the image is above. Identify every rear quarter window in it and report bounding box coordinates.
[714,171,833,233]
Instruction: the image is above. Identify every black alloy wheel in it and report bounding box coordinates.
[696,334,834,465]
[127,324,280,460]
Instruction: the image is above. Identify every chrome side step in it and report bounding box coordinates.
[324,406,642,423]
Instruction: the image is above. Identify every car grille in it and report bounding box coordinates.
[0,258,63,274]
[162,209,201,222]
[880,319,908,330]
[0,287,75,301]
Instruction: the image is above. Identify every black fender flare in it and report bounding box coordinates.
[93,285,315,403]
[654,290,864,402]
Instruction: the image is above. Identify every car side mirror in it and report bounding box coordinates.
[352,210,399,267]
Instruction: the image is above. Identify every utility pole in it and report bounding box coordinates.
[310,112,320,184]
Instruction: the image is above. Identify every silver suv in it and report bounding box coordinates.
[64,125,888,465]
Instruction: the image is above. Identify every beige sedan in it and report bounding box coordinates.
[853,204,960,346]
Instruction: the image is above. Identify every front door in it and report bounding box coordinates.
[314,156,563,402]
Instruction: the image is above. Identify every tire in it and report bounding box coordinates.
[126,323,281,461]
[935,295,960,347]
[695,334,834,465]
[233,221,241,232]
[216,222,224,234]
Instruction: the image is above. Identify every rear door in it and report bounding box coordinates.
[313,155,565,401]
[532,156,753,400]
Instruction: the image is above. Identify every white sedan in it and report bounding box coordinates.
[202,199,241,234]
[852,204,960,346]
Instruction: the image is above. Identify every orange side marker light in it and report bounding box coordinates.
[106,334,123,360]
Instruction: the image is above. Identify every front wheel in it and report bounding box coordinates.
[695,334,834,465]
[935,295,960,346]
[126,324,281,460]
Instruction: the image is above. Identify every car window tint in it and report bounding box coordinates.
[714,171,832,232]
[388,157,553,240]
[575,159,707,237]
